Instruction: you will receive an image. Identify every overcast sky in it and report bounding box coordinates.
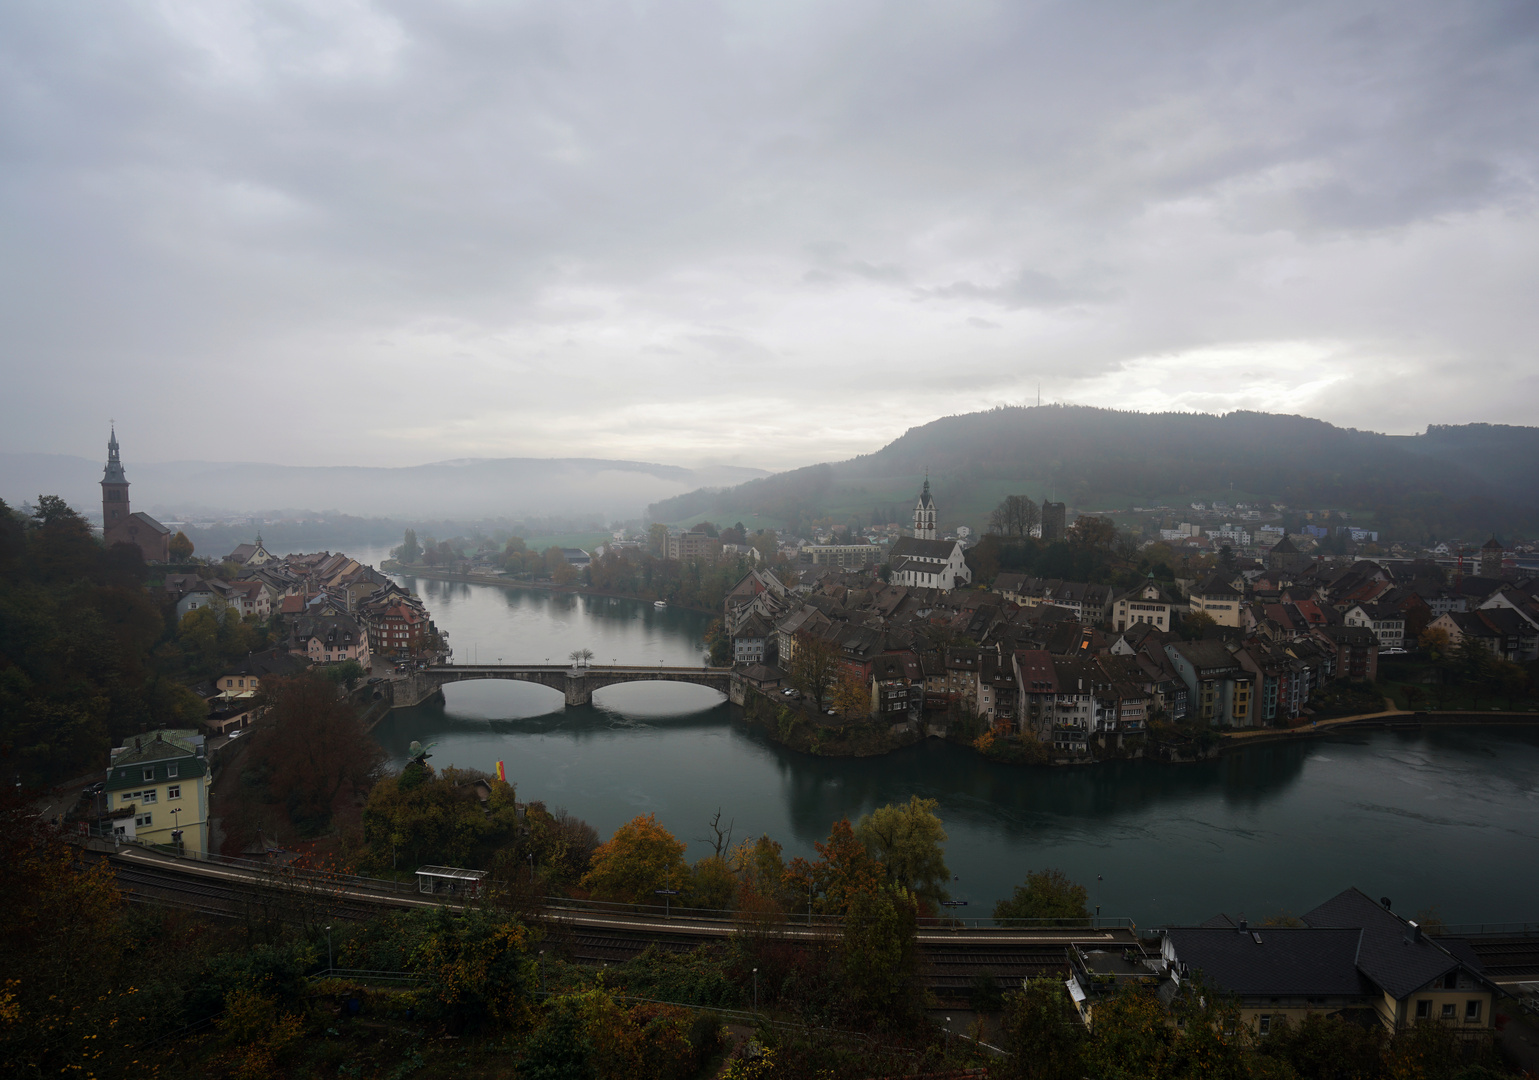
[2,1,1536,471]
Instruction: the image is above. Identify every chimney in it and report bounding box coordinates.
[1238,918,1248,933]
[1406,920,1423,944]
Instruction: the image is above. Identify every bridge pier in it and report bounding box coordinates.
[564,673,592,707]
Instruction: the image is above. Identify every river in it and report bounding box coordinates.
[364,558,1539,927]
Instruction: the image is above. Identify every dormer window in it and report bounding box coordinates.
[143,767,154,781]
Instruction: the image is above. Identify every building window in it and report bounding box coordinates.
[141,790,157,804]
[1441,1003,1456,1020]
[1444,972,1458,990]
[135,813,152,827]
[1416,1000,1431,1019]
[143,767,154,781]
[167,785,180,800]
[1465,1001,1481,1022]
[1257,1015,1271,1036]
[167,764,178,778]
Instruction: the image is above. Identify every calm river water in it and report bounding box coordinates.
[368,562,1539,927]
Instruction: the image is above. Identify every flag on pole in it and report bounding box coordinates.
[495,760,506,783]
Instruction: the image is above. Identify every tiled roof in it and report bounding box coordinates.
[1166,926,1368,996]
[1301,887,1457,999]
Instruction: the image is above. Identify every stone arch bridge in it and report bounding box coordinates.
[384,664,737,709]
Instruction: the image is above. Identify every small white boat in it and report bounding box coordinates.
[654,600,667,609]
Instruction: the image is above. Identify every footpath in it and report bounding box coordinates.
[1218,700,1539,752]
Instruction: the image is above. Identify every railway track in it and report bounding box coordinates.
[1452,937,1539,985]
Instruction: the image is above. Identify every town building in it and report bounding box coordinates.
[291,613,372,666]
[1040,501,1067,542]
[1479,537,1506,579]
[1162,888,1500,1036]
[1188,574,1245,628]
[1165,640,1253,726]
[1112,576,1174,632]
[1267,533,1311,575]
[99,427,171,562]
[1342,602,1406,650]
[666,526,721,560]
[886,480,971,591]
[805,543,882,568]
[227,535,275,567]
[102,730,211,855]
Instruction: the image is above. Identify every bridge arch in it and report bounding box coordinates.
[391,664,734,710]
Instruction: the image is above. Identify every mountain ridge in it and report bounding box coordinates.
[646,406,1539,541]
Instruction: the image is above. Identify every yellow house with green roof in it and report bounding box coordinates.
[103,729,212,856]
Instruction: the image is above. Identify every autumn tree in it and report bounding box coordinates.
[169,530,195,561]
[1084,984,1174,1080]
[989,494,1040,539]
[1180,610,1217,640]
[729,833,794,913]
[362,767,522,871]
[1258,1012,1386,1080]
[787,634,842,710]
[855,796,951,907]
[997,977,1086,1080]
[0,798,126,1075]
[830,669,870,718]
[785,818,885,917]
[1068,514,1118,550]
[581,813,689,904]
[995,869,1089,924]
[250,674,385,834]
[411,911,539,1034]
[839,885,920,1023]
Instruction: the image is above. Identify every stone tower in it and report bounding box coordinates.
[913,475,937,540]
[1480,537,1505,578]
[101,426,130,537]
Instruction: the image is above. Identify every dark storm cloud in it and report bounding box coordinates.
[0,0,1535,470]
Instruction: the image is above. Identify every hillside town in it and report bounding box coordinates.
[74,431,447,855]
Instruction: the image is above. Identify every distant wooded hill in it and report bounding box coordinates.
[647,407,1539,542]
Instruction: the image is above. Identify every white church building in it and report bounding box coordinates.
[887,477,972,592]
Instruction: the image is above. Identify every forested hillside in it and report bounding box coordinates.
[649,407,1539,541]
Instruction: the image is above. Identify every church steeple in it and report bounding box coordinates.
[103,425,127,485]
[912,471,937,540]
[101,424,131,532]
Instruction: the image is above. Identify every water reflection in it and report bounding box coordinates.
[368,568,1539,924]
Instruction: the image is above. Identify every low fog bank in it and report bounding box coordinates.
[0,453,768,521]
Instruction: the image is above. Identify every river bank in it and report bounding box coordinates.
[382,561,721,616]
[739,680,1539,766]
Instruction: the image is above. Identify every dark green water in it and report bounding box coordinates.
[376,567,1539,926]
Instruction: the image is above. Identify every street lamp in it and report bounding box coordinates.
[325,925,333,974]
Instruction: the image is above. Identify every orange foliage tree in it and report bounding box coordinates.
[784,818,884,917]
[580,813,689,903]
